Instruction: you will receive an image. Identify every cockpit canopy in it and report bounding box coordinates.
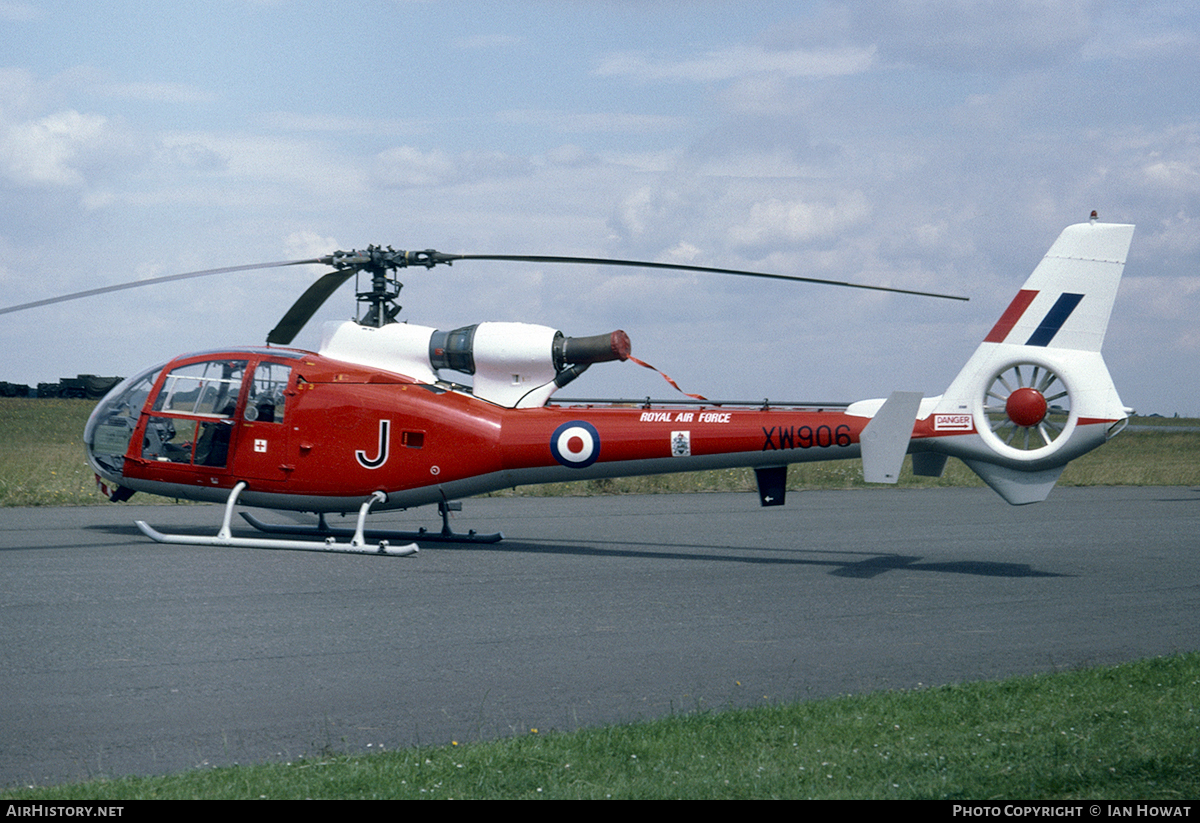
[85,350,300,484]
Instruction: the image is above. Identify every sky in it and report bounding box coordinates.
[1,0,1198,415]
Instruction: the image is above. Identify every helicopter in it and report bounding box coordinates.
[2,216,1134,556]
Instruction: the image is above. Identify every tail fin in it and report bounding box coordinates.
[922,221,1135,504]
[979,221,1133,353]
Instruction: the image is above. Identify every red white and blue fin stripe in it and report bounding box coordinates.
[979,222,1134,352]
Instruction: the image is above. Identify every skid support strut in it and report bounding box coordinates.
[135,482,419,556]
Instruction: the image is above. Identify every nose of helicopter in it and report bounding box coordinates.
[83,361,166,494]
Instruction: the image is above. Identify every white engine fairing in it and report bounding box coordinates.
[319,320,440,384]
[461,322,563,408]
[318,320,566,408]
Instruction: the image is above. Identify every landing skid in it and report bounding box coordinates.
[135,482,418,557]
[241,500,504,544]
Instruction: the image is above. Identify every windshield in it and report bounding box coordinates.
[85,361,166,479]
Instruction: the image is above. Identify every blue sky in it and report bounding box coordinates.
[2,0,1198,415]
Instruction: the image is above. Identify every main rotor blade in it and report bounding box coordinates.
[266,269,356,345]
[0,259,323,317]
[439,254,970,302]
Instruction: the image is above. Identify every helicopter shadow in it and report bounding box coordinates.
[80,522,1067,580]
[396,535,1066,580]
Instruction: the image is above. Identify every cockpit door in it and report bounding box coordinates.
[232,361,295,482]
[135,358,248,475]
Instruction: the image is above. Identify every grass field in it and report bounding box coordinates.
[0,399,100,506]
[3,652,1197,800]
[2,398,1196,507]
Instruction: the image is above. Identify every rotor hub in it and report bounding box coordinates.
[1005,386,1048,428]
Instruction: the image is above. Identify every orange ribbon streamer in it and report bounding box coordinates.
[627,355,708,401]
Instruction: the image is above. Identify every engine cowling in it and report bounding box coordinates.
[319,320,630,408]
[431,322,630,407]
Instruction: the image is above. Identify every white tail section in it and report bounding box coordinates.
[980,221,1133,353]
[922,221,1134,504]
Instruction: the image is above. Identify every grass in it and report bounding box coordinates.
[3,652,1197,800]
[1,399,1197,506]
[0,399,101,506]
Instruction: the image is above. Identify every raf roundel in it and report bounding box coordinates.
[550,421,601,469]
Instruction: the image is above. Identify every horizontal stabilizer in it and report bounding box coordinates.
[860,391,922,483]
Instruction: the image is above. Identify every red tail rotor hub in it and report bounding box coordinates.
[1006,386,1048,428]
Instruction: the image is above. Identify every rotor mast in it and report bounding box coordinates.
[319,246,453,330]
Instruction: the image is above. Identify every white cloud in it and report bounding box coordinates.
[374,145,457,188]
[847,0,1102,71]
[455,33,522,50]
[255,111,427,137]
[0,67,38,116]
[372,145,532,189]
[100,81,218,105]
[285,231,340,260]
[2,109,112,186]
[157,131,368,193]
[497,109,690,134]
[156,139,228,173]
[728,193,873,249]
[593,44,876,83]
[542,144,594,168]
[1141,160,1200,194]
[0,1,40,22]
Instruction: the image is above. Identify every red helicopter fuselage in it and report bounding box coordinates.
[87,345,908,513]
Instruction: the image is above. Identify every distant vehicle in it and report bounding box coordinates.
[32,375,123,400]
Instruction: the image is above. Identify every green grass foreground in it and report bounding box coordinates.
[2,398,1196,506]
[4,653,1197,800]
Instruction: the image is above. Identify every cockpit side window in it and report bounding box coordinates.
[85,363,164,476]
[152,360,247,418]
[245,362,292,424]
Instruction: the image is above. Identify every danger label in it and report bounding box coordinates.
[934,414,974,431]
